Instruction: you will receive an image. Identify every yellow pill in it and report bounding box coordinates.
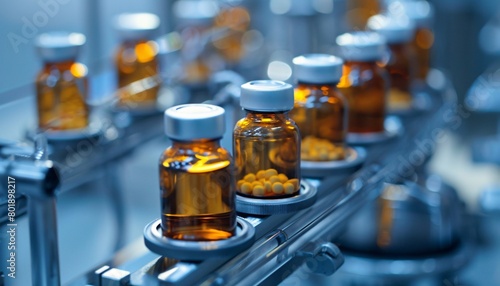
[240,182,252,194]
[237,180,245,189]
[272,182,284,194]
[244,173,256,183]
[256,170,266,179]
[264,169,278,179]
[269,175,280,184]
[264,181,272,193]
[252,185,265,196]
[278,173,288,183]
[328,153,340,161]
[287,179,299,190]
[284,182,295,194]
[319,150,329,161]
[252,181,263,187]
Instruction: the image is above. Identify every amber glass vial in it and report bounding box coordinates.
[114,13,161,108]
[234,81,300,198]
[290,54,347,161]
[346,0,381,29]
[368,14,417,111]
[337,32,389,133]
[394,0,435,81]
[35,32,89,131]
[160,104,236,241]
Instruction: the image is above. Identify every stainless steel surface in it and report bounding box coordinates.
[1,149,61,286]
[301,243,344,276]
[338,180,462,256]
[93,265,111,286]
[101,268,130,286]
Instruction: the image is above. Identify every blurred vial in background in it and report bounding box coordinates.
[213,4,251,64]
[160,104,236,241]
[35,32,89,131]
[173,0,220,86]
[346,0,382,29]
[234,80,301,198]
[387,0,435,82]
[368,13,417,112]
[290,54,348,161]
[337,32,389,134]
[114,13,161,109]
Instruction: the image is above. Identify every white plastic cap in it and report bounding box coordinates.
[164,104,225,141]
[388,1,434,28]
[240,80,294,112]
[293,54,344,84]
[173,0,218,26]
[114,13,160,41]
[336,32,387,62]
[367,14,416,44]
[35,32,85,62]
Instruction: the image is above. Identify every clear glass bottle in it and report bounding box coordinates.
[114,13,161,108]
[35,32,89,131]
[336,32,389,133]
[290,54,347,161]
[367,14,417,111]
[234,81,300,198]
[160,104,236,241]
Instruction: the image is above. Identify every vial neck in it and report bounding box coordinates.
[171,139,221,150]
[244,110,289,122]
[297,82,338,90]
[43,59,76,71]
[344,60,379,67]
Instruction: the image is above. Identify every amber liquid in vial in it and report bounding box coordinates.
[234,113,300,198]
[213,6,250,62]
[384,43,416,110]
[346,0,381,29]
[338,61,387,133]
[36,60,89,131]
[160,140,236,241]
[115,39,160,107]
[413,27,434,81]
[290,83,347,161]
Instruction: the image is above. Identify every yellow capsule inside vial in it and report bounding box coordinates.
[234,81,301,198]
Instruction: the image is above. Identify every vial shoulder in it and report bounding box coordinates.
[233,116,299,138]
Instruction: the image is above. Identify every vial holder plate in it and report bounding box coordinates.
[144,217,255,261]
[236,180,317,215]
[300,147,367,179]
[347,116,404,145]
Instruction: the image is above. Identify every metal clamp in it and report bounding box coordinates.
[297,243,344,276]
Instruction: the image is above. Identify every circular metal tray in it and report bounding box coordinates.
[236,180,317,215]
[301,147,366,178]
[37,122,103,142]
[144,217,255,261]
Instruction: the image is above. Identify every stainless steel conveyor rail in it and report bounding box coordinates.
[67,70,457,285]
